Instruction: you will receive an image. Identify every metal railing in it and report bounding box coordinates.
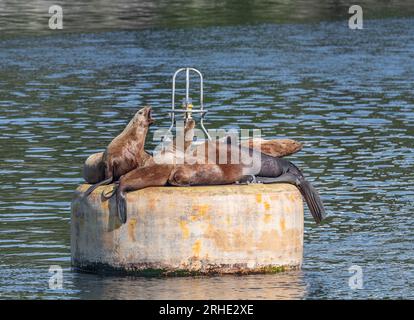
[167,67,211,140]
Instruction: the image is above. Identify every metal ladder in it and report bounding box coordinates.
[167,67,212,140]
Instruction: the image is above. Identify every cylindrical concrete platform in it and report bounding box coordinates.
[71,183,304,276]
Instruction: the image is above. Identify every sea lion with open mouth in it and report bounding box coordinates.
[83,116,197,185]
[83,106,154,196]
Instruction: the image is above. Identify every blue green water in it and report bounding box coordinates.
[0,1,413,299]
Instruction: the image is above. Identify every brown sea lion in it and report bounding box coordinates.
[241,138,303,158]
[83,115,303,184]
[114,140,326,225]
[83,106,154,196]
[82,118,197,183]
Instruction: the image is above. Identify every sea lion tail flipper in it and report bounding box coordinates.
[84,176,113,197]
[116,189,127,224]
[297,179,326,224]
[260,173,326,224]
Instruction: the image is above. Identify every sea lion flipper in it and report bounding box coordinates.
[115,164,174,224]
[243,138,303,158]
[259,173,326,224]
[84,176,113,197]
[297,179,326,224]
[116,189,127,224]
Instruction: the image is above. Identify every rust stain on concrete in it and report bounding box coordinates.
[232,229,253,249]
[264,213,272,223]
[284,204,293,214]
[179,220,190,239]
[280,217,286,232]
[147,198,157,211]
[102,230,114,248]
[101,197,110,211]
[128,218,137,242]
[192,239,202,257]
[205,224,254,252]
[190,204,210,221]
[257,229,300,251]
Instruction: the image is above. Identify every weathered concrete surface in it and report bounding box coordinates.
[71,183,304,275]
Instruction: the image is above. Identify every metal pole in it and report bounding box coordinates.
[167,68,212,141]
[185,68,190,105]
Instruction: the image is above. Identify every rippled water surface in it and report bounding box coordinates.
[0,1,414,299]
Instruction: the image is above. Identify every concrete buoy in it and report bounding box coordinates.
[71,183,304,275]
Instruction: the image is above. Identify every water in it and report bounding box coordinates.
[0,1,413,299]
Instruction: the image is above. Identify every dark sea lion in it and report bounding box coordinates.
[114,140,326,225]
[84,106,154,196]
[83,152,105,184]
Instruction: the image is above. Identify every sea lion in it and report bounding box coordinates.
[82,118,197,184]
[241,138,303,158]
[84,106,154,196]
[82,121,303,183]
[83,152,105,184]
[114,140,326,225]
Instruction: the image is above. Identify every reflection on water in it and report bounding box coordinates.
[0,1,414,300]
[1,0,414,37]
[72,272,307,300]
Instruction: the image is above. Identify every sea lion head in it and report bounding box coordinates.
[132,106,155,127]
